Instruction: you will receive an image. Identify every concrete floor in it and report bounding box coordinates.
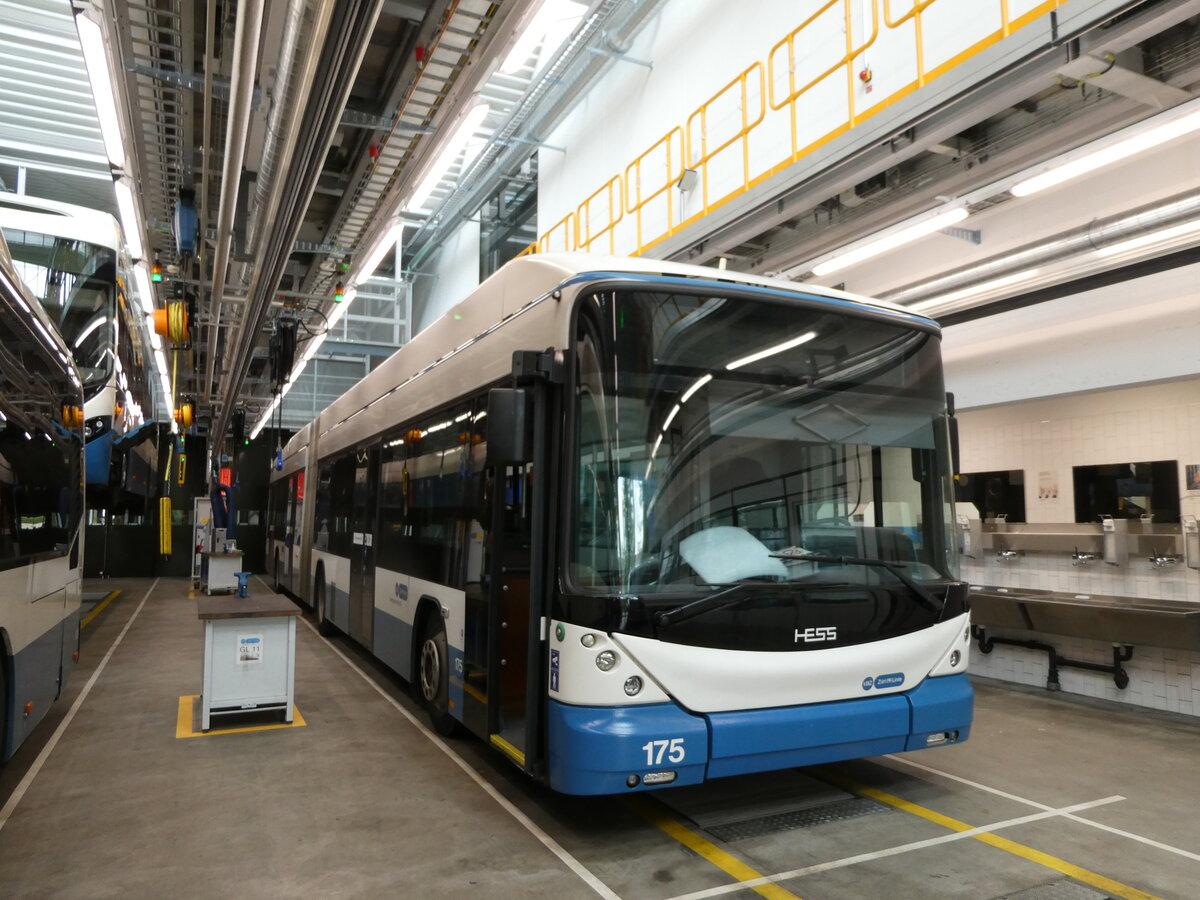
[1,576,1197,899]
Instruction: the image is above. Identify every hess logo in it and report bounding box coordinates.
[795,626,836,643]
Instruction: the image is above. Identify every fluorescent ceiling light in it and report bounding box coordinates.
[726,330,817,370]
[680,373,712,403]
[1095,218,1200,257]
[1012,107,1200,197]
[810,207,969,277]
[660,404,681,432]
[353,223,403,285]
[133,263,155,313]
[909,268,1042,313]
[500,0,587,75]
[405,103,491,212]
[302,332,327,362]
[75,14,126,169]
[114,180,144,260]
[73,315,106,348]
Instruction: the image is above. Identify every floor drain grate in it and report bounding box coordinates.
[992,878,1115,900]
[706,796,885,841]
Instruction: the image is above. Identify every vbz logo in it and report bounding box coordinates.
[795,626,836,643]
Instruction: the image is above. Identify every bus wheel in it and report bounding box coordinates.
[419,615,458,736]
[315,571,335,638]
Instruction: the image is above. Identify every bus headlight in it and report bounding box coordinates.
[595,650,618,671]
[950,650,961,667]
[624,676,642,696]
[581,633,597,647]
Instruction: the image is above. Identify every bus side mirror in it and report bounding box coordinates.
[486,388,531,464]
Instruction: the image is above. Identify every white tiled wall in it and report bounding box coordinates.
[957,377,1200,716]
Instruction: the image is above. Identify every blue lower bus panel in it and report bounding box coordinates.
[546,674,972,795]
[547,702,709,795]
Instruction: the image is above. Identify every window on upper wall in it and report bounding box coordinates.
[1073,460,1179,524]
[955,470,1026,522]
[479,154,537,279]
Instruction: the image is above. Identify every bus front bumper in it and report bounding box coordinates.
[546,673,972,795]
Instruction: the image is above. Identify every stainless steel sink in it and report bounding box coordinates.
[969,585,1200,651]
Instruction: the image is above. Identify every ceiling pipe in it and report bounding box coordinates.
[197,0,216,279]
[211,0,389,446]
[246,0,334,256]
[881,188,1200,311]
[203,0,265,403]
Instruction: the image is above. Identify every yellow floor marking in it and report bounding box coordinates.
[175,695,307,739]
[625,796,803,900]
[819,771,1161,900]
[488,733,526,766]
[81,589,121,629]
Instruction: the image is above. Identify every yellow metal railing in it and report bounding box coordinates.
[576,174,625,253]
[522,0,1064,260]
[624,126,685,251]
[685,62,766,214]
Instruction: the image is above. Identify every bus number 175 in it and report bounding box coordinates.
[642,738,686,765]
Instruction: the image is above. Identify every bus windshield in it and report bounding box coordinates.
[571,289,957,598]
[2,228,116,399]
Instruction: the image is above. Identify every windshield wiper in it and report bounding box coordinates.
[654,586,758,627]
[769,552,944,612]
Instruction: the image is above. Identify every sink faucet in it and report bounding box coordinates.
[1148,548,1178,568]
[996,549,1021,561]
[1071,548,1097,566]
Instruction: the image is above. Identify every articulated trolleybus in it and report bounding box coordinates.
[0,230,84,762]
[271,254,972,794]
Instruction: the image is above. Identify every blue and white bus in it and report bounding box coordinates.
[0,193,154,508]
[270,254,973,794]
[0,230,84,762]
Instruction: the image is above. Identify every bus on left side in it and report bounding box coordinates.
[0,192,154,507]
[0,228,85,762]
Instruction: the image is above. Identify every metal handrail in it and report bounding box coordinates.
[519,0,1065,260]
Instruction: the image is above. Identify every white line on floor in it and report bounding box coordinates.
[0,578,159,836]
[883,753,1200,863]
[660,796,1125,900]
[292,605,622,900]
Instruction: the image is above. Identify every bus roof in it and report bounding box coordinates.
[529,252,931,323]
[0,192,123,253]
[280,253,937,466]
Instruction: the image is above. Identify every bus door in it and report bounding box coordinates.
[486,462,533,765]
[483,364,559,778]
[348,445,378,647]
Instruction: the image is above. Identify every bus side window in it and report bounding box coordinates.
[313,463,333,551]
[401,404,473,588]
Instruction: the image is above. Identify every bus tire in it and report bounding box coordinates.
[418,614,458,736]
[315,570,335,638]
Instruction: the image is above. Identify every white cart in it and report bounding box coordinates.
[197,594,299,732]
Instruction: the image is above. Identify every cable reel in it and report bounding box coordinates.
[153,300,189,344]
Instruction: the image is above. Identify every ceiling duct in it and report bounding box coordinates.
[212,0,389,444]
[203,0,265,403]
[882,188,1200,313]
